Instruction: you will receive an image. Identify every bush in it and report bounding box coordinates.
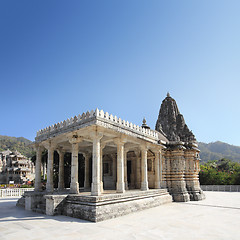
[199,159,240,185]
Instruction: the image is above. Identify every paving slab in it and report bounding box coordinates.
[0,192,240,240]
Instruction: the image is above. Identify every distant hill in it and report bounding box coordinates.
[198,141,240,163]
[1,135,239,163]
[0,135,34,158]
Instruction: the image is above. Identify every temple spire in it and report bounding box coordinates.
[155,94,196,142]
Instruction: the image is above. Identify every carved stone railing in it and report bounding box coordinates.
[201,185,240,192]
[0,188,34,198]
[36,108,159,140]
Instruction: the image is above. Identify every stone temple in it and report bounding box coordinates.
[18,93,205,222]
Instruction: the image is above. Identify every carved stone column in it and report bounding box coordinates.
[35,144,43,191]
[167,142,190,202]
[46,142,55,193]
[154,150,161,189]
[135,150,141,189]
[100,144,106,192]
[111,153,117,188]
[124,150,128,190]
[116,140,125,193]
[91,133,103,196]
[159,150,163,186]
[43,162,47,180]
[141,147,149,191]
[130,158,136,189]
[162,149,170,189]
[184,144,205,201]
[57,148,65,191]
[83,152,90,190]
[70,141,79,194]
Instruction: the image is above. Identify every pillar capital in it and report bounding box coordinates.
[56,147,65,155]
[140,144,149,152]
[82,151,91,159]
[42,140,56,151]
[152,148,161,155]
[34,143,44,152]
[68,133,83,144]
[113,138,126,147]
[134,149,141,157]
[90,131,103,141]
[101,143,106,151]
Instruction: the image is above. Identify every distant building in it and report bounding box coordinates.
[0,150,35,184]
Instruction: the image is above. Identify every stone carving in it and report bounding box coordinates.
[155,93,196,142]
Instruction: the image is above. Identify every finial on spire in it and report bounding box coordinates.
[167,92,170,97]
[142,117,150,129]
[143,117,146,124]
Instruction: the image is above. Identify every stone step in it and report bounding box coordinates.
[32,208,46,214]
[37,203,46,209]
[16,196,25,208]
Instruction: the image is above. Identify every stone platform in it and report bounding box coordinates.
[21,189,172,222]
[61,189,172,222]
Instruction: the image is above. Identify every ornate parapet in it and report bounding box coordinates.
[35,109,164,144]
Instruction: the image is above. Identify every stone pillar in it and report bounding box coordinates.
[43,162,47,180]
[167,142,190,202]
[159,150,163,186]
[124,150,128,190]
[57,148,65,191]
[83,152,90,190]
[70,142,79,194]
[116,141,125,193]
[184,146,205,201]
[46,144,54,193]
[130,159,136,188]
[162,149,171,189]
[100,144,105,192]
[111,153,117,188]
[91,133,103,196]
[141,147,149,191]
[135,150,141,189]
[35,145,43,191]
[154,150,161,189]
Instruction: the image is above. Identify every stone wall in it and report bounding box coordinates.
[61,189,172,222]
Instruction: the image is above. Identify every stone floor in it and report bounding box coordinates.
[0,192,240,240]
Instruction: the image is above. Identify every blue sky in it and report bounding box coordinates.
[0,0,240,146]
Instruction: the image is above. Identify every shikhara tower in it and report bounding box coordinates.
[155,92,196,142]
[155,93,204,201]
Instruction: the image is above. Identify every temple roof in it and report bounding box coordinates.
[36,109,168,145]
[155,93,196,143]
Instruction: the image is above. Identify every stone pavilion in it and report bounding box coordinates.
[19,93,205,222]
